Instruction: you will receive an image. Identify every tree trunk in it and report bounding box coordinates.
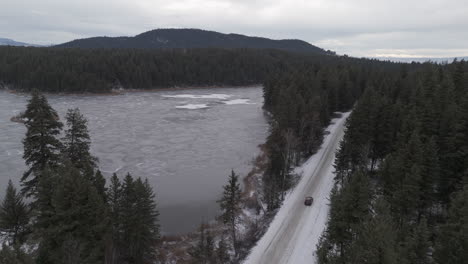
[231,220,237,256]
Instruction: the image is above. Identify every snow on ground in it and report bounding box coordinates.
[244,112,350,264]
[161,94,231,99]
[175,104,209,109]
[222,99,254,105]
[0,232,6,250]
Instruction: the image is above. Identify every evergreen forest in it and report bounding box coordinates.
[258,57,468,263]
[0,43,467,263]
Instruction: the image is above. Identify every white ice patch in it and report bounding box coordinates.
[162,94,231,100]
[222,99,254,105]
[175,104,209,110]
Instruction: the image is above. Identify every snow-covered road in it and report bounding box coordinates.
[244,112,350,264]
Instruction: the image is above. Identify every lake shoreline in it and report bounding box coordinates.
[3,84,262,97]
[158,143,269,262]
[1,86,268,263]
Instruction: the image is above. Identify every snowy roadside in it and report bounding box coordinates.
[156,145,269,263]
[157,112,349,263]
[243,112,350,264]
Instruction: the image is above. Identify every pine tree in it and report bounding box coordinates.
[386,132,425,226]
[419,138,439,219]
[348,198,398,264]
[216,236,230,263]
[318,171,372,263]
[0,180,29,245]
[119,173,136,263]
[0,244,33,264]
[131,178,160,263]
[434,184,468,264]
[117,174,160,264]
[400,217,432,264]
[106,173,122,263]
[316,186,348,264]
[34,166,57,263]
[341,171,372,229]
[190,223,207,264]
[92,170,107,202]
[393,164,423,226]
[189,223,215,264]
[36,163,108,264]
[62,108,97,171]
[205,231,215,263]
[218,170,242,256]
[21,90,63,197]
[334,138,352,185]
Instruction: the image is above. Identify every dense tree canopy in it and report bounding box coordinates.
[0,46,317,93]
[316,60,468,264]
[260,56,409,210]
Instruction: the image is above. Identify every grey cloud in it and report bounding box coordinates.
[1,0,467,57]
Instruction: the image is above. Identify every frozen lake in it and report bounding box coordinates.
[0,86,268,234]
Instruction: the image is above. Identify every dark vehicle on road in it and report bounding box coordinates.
[304,196,313,206]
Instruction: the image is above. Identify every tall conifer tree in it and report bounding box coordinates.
[21,91,63,197]
[62,108,97,171]
[218,170,242,256]
[0,180,29,245]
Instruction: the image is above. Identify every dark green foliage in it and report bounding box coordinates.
[434,184,468,264]
[0,181,29,245]
[318,60,468,264]
[317,171,372,262]
[106,173,160,264]
[11,94,162,263]
[261,57,407,211]
[92,170,107,202]
[62,108,97,171]
[218,170,242,256]
[0,245,33,264]
[0,46,320,93]
[347,199,398,264]
[189,223,217,264]
[0,44,406,94]
[216,237,231,263]
[106,173,122,263]
[35,164,108,264]
[21,91,63,197]
[399,218,431,264]
[55,28,329,55]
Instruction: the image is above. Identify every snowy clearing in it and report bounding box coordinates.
[161,94,231,99]
[222,99,254,105]
[175,104,209,109]
[244,112,350,264]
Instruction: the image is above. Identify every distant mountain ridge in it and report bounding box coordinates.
[55,28,330,54]
[0,38,40,47]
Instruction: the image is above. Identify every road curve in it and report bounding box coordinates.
[244,112,350,264]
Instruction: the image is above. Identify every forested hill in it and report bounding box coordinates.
[54,28,330,54]
[0,47,317,93]
[0,45,404,93]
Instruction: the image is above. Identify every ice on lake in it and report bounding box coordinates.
[0,86,268,234]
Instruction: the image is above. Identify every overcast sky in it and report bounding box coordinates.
[2,0,468,58]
